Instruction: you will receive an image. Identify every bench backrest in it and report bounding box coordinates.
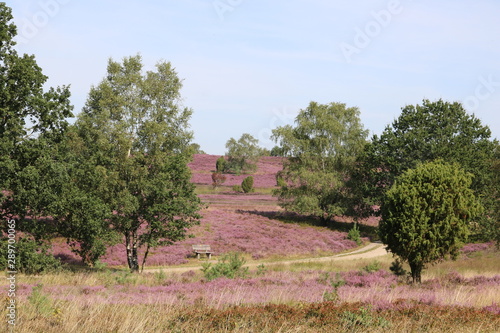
[192,244,211,252]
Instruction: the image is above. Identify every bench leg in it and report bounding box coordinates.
[207,253,211,260]
[196,253,200,260]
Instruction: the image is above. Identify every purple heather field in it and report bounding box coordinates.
[4,270,499,313]
[52,208,357,266]
[189,154,283,187]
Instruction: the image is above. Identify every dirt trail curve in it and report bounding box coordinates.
[143,242,389,274]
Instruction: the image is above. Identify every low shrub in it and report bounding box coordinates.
[201,252,248,281]
[241,176,254,193]
[216,156,226,173]
[347,223,362,245]
[211,172,226,188]
[0,236,62,274]
[362,261,381,273]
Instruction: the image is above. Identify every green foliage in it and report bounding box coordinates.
[256,263,267,276]
[341,306,391,330]
[154,269,167,283]
[477,143,500,244]
[379,160,483,283]
[216,156,226,173]
[270,145,287,157]
[272,101,368,222]
[0,237,62,274]
[353,99,498,226]
[76,54,202,272]
[347,223,362,245]
[276,176,287,187]
[93,260,108,272]
[114,271,139,285]
[241,176,254,193]
[389,258,408,277]
[362,261,381,273]
[201,252,248,281]
[232,185,242,193]
[225,133,262,174]
[28,284,56,317]
[0,4,74,255]
[188,143,205,155]
[321,272,346,302]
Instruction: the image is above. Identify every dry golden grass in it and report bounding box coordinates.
[2,246,499,332]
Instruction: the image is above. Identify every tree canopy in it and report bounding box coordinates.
[379,160,482,283]
[75,54,201,272]
[272,101,368,221]
[225,133,262,174]
[352,100,498,222]
[0,3,73,194]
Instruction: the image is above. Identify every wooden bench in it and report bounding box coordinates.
[192,244,212,259]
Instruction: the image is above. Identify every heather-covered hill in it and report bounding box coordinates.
[189,154,284,188]
[51,154,365,267]
[53,208,357,266]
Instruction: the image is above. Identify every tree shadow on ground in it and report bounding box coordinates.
[236,209,380,241]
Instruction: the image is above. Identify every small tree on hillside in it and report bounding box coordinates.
[241,176,254,193]
[272,101,368,222]
[225,133,261,174]
[211,172,226,189]
[379,160,482,283]
[216,156,226,173]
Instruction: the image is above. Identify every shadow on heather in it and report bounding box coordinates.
[236,209,380,241]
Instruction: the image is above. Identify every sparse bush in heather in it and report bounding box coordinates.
[347,223,362,245]
[211,172,226,188]
[28,284,56,317]
[189,154,284,187]
[242,176,254,193]
[232,185,242,193]
[201,252,248,281]
[340,306,391,330]
[256,263,267,276]
[362,261,381,273]
[215,156,226,173]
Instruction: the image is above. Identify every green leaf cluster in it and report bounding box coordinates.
[0,237,62,274]
[379,160,483,283]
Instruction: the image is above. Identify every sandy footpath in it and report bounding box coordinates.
[142,242,390,274]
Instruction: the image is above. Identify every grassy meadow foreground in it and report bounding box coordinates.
[2,155,500,332]
[2,245,499,332]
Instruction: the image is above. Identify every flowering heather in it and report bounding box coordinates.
[6,270,499,314]
[188,154,283,188]
[460,242,495,255]
[84,208,356,266]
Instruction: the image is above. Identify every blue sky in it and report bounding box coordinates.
[9,0,500,154]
